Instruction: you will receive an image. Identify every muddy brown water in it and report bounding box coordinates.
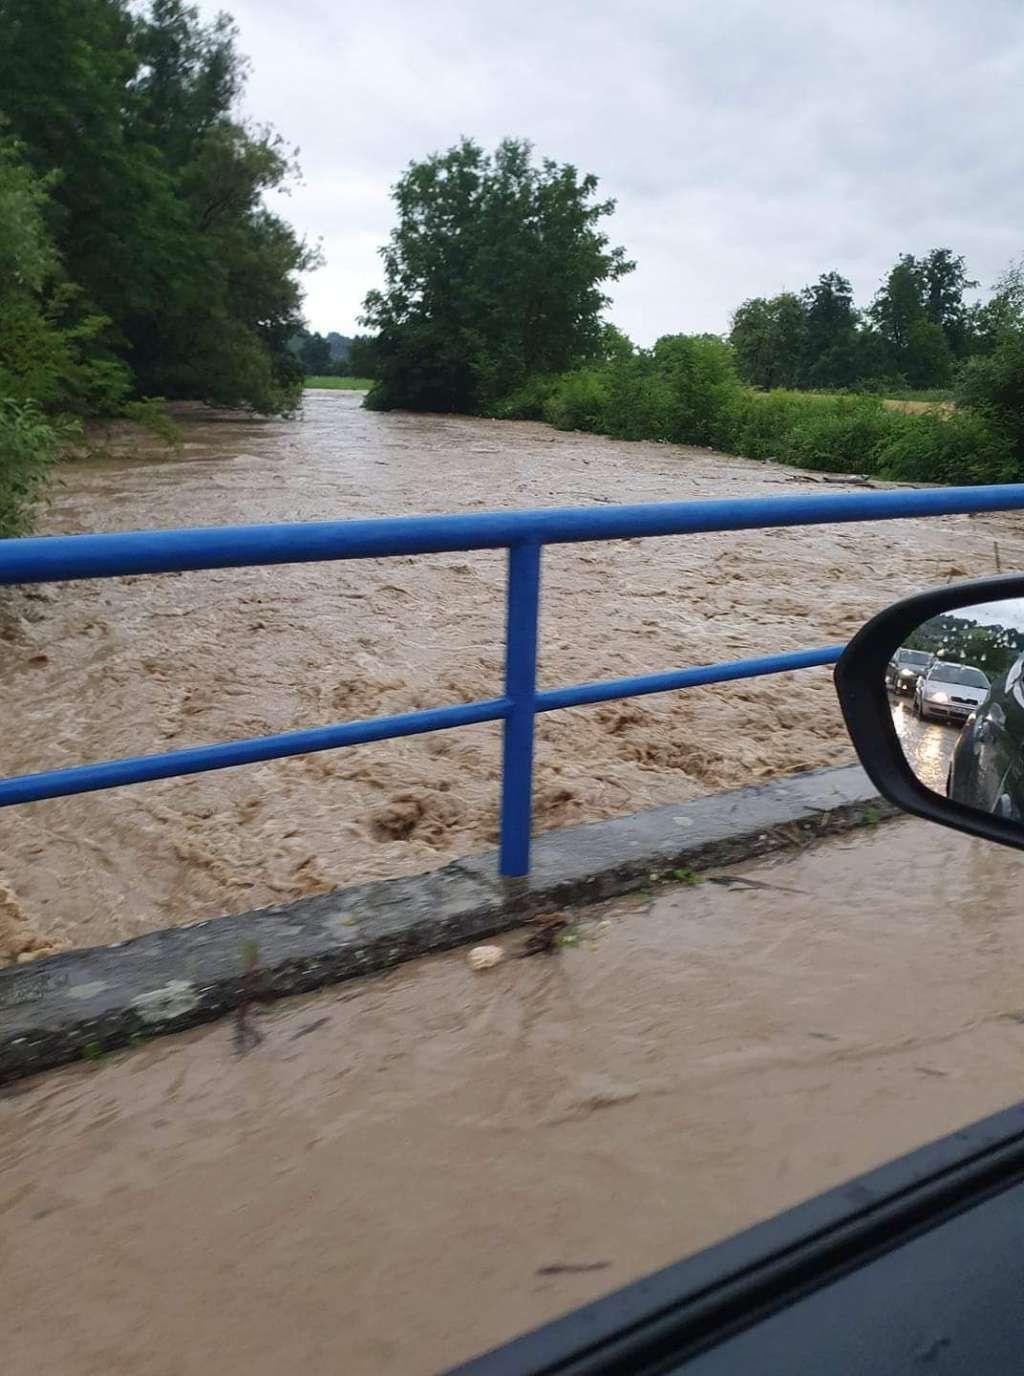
[2,389,1023,962]
[5,821,1024,1375]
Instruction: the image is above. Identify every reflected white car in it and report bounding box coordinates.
[914,660,990,724]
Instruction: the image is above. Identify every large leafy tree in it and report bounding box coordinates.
[0,0,314,414]
[361,138,633,412]
[920,248,977,359]
[0,0,161,335]
[869,255,954,388]
[0,138,91,535]
[0,136,130,413]
[868,256,926,354]
[729,293,807,389]
[800,272,860,388]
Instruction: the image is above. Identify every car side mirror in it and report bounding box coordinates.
[835,576,1024,851]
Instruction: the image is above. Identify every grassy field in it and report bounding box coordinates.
[304,376,373,390]
[877,387,956,403]
[882,396,955,415]
[793,388,955,415]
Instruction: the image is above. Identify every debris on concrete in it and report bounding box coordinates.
[0,763,894,1083]
[467,945,504,971]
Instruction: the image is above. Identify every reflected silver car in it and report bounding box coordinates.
[914,660,990,724]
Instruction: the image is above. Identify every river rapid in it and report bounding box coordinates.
[1,390,1019,960]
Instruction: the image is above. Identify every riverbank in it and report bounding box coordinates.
[490,343,1011,485]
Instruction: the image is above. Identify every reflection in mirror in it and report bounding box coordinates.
[888,597,1024,822]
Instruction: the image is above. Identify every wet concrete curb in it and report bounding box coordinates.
[0,764,893,1082]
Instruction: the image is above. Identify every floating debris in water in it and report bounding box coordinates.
[518,912,574,957]
[467,944,504,970]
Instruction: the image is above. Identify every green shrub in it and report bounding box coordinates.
[121,399,183,449]
[491,337,1018,488]
[874,410,1017,484]
[0,399,72,538]
[516,335,744,447]
[650,334,743,447]
[776,395,896,474]
[599,357,676,440]
[488,373,561,420]
[541,369,611,432]
[722,389,817,459]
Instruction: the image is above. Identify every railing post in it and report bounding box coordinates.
[499,540,542,877]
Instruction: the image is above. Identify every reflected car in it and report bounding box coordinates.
[913,659,990,723]
[947,653,1024,820]
[885,647,933,695]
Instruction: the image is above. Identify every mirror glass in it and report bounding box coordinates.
[889,597,1024,820]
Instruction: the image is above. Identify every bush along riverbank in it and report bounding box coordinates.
[486,331,1024,486]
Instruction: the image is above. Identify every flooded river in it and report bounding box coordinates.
[5,821,1024,1375]
[2,390,1023,961]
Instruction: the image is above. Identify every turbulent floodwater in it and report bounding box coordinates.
[2,390,1022,960]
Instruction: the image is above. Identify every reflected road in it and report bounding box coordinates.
[890,693,961,793]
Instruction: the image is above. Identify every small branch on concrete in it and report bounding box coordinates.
[233,941,265,1054]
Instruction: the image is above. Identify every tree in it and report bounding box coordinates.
[298,331,332,375]
[869,255,954,387]
[869,256,925,353]
[0,138,90,535]
[800,272,860,387]
[598,323,636,365]
[904,319,954,388]
[967,258,1024,355]
[131,0,243,170]
[347,335,380,379]
[0,0,202,379]
[958,327,1024,463]
[361,137,634,412]
[0,135,130,414]
[729,293,807,389]
[650,333,741,445]
[326,333,352,365]
[920,248,977,359]
[0,0,315,414]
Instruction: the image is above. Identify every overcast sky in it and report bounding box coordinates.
[204,0,1024,344]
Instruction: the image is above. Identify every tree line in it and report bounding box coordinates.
[906,613,1024,680]
[359,137,1024,489]
[5,35,1024,542]
[729,253,1020,393]
[0,0,313,534]
[289,330,378,379]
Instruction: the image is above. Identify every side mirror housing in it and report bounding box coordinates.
[836,575,1024,852]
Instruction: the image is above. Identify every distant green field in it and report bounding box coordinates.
[304,376,373,390]
[878,387,955,403]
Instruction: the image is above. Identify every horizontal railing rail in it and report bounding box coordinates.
[3,484,1024,876]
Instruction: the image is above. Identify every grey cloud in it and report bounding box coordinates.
[210,0,1024,341]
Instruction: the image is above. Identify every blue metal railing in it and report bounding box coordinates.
[3,484,1024,877]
